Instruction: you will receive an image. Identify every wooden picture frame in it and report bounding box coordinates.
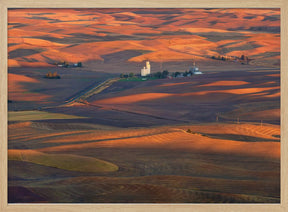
[0,0,287,211]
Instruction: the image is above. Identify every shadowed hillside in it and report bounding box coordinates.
[8,8,280,203]
[8,8,280,69]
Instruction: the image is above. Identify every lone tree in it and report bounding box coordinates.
[154,72,162,78]
[245,56,249,64]
[162,70,169,78]
[45,71,53,78]
[174,72,181,77]
[52,72,58,77]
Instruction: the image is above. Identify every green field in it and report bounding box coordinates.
[8,110,86,121]
[9,150,118,173]
[118,77,162,82]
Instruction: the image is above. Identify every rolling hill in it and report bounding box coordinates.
[8,8,280,69]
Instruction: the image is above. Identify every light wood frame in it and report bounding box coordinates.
[0,0,287,211]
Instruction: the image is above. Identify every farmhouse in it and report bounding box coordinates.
[141,61,151,77]
[190,62,202,75]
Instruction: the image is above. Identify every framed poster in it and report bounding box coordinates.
[0,0,287,211]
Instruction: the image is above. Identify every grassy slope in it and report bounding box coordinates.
[8,110,86,121]
[8,149,118,173]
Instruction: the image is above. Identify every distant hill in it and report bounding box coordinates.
[8,8,280,68]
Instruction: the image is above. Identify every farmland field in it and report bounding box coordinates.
[8,68,280,203]
[7,8,280,203]
[8,110,85,121]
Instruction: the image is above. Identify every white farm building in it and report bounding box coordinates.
[190,62,202,75]
[141,61,151,77]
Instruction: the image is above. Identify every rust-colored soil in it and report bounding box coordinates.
[8,8,280,68]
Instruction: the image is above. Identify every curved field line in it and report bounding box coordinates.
[8,149,118,173]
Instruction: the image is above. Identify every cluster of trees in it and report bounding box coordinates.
[211,54,250,64]
[55,61,82,68]
[211,55,231,61]
[120,73,134,78]
[151,70,169,79]
[119,70,170,79]
[45,71,60,79]
[119,69,200,80]
[119,66,204,80]
[76,62,82,67]
[239,55,251,64]
[171,70,193,77]
[151,69,196,79]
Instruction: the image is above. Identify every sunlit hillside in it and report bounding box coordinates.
[8,8,280,203]
[8,8,280,68]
